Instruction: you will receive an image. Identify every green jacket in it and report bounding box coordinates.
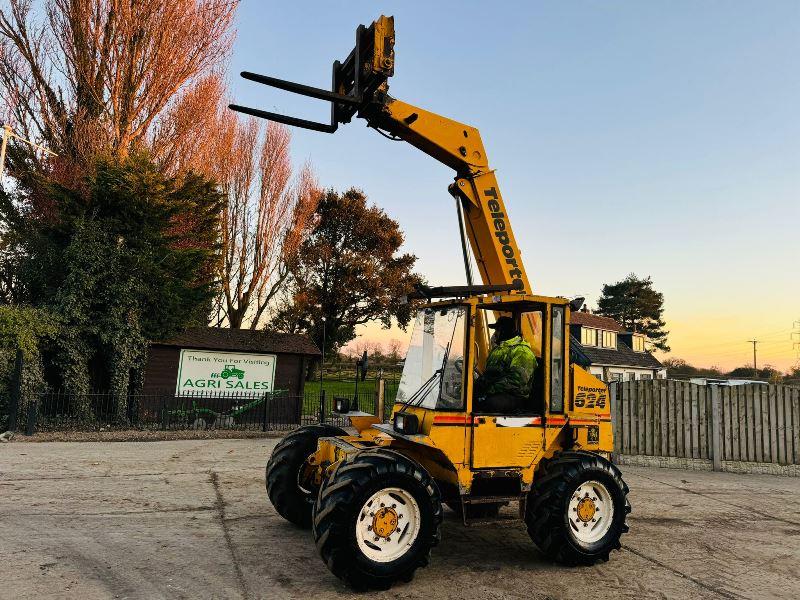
[479,336,537,398]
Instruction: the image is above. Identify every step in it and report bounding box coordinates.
[463,515,523,527]
[462,495,522,505]
[457,495,528,527]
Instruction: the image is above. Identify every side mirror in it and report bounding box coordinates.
[333,397,350,413]
[569,297,585,312]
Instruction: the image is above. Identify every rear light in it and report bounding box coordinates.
[393,412,419,435]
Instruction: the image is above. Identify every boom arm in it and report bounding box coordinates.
[230,15,540,353]
[364,96,530,297]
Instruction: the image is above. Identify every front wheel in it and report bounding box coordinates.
[525,451,630,565]
[313,449,442,591]
[265,424,347,528]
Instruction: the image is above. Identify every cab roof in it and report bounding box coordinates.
[424,293,569,311]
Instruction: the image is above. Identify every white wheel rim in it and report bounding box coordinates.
[568,480,614,545]
[355,487,421,563]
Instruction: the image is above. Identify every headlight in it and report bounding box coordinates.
[393,412,419,435]
[334,397,350,413]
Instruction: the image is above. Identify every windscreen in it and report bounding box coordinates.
[396,306,466,410]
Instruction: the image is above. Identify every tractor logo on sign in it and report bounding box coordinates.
[213,365,246,380]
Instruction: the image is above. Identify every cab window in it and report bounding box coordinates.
[550,306,565,413]
[396,306,466,410]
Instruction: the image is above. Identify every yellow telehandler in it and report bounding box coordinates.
[231,16,630,591]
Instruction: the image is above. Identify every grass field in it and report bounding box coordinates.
[301,378,400,417]
[305,376,399,399]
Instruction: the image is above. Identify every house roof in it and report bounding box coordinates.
[570,311,627,333]
[571,335,663,369]
[154,327,321,356]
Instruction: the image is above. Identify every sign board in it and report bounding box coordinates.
[176,349,277,395]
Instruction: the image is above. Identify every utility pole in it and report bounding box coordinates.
[792,320,800,360]
[319,316,327,387]
[748,339,758,377]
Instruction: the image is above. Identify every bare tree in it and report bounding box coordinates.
[219,119,320,329]
[386,338,404,361]
[0,0,236,172]
[343,339,381,361]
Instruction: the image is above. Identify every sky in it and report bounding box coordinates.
[230,1,800,372]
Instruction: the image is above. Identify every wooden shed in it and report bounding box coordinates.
[142,327,320,397]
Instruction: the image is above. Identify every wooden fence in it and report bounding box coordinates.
[610,380,800,469]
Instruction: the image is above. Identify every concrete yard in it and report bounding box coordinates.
[2,438,799,600]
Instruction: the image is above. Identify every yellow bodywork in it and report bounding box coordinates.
[288,15,615,499]
[310,295,613,497]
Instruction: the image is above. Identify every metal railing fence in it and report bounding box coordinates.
[6,383,389,434]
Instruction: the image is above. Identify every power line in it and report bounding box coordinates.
[756,352,797,361]
[679,340,792,360]
[671,328,792,353]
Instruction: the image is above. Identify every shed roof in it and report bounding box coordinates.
[154,327,321,356]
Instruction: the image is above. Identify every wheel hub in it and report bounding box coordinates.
[568,480,615,545]
[356,487,422,563]
[372,506,399,538]
[576,497,597,522]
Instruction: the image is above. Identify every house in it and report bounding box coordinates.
[569,310,665,382]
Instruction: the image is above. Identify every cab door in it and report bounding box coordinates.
[470,306,557,469]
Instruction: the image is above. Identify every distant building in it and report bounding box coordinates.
[688,377,767,387]
[570,310,665,382]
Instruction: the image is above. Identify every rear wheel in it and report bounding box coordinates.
[525,451,630,565]
[265,424,347,528]
[313,449,442,590]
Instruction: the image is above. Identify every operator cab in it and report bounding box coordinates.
[394,292,568,421]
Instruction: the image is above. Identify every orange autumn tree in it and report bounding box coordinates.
[121,57,320,330]
[218,119,321,329]
[0,0,236,174]
[151,74,238,179]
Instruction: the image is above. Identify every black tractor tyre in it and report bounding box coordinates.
[445,500,503,519]
[312,448,443,591]
[526,451,630,565]
[265,424,347,528]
